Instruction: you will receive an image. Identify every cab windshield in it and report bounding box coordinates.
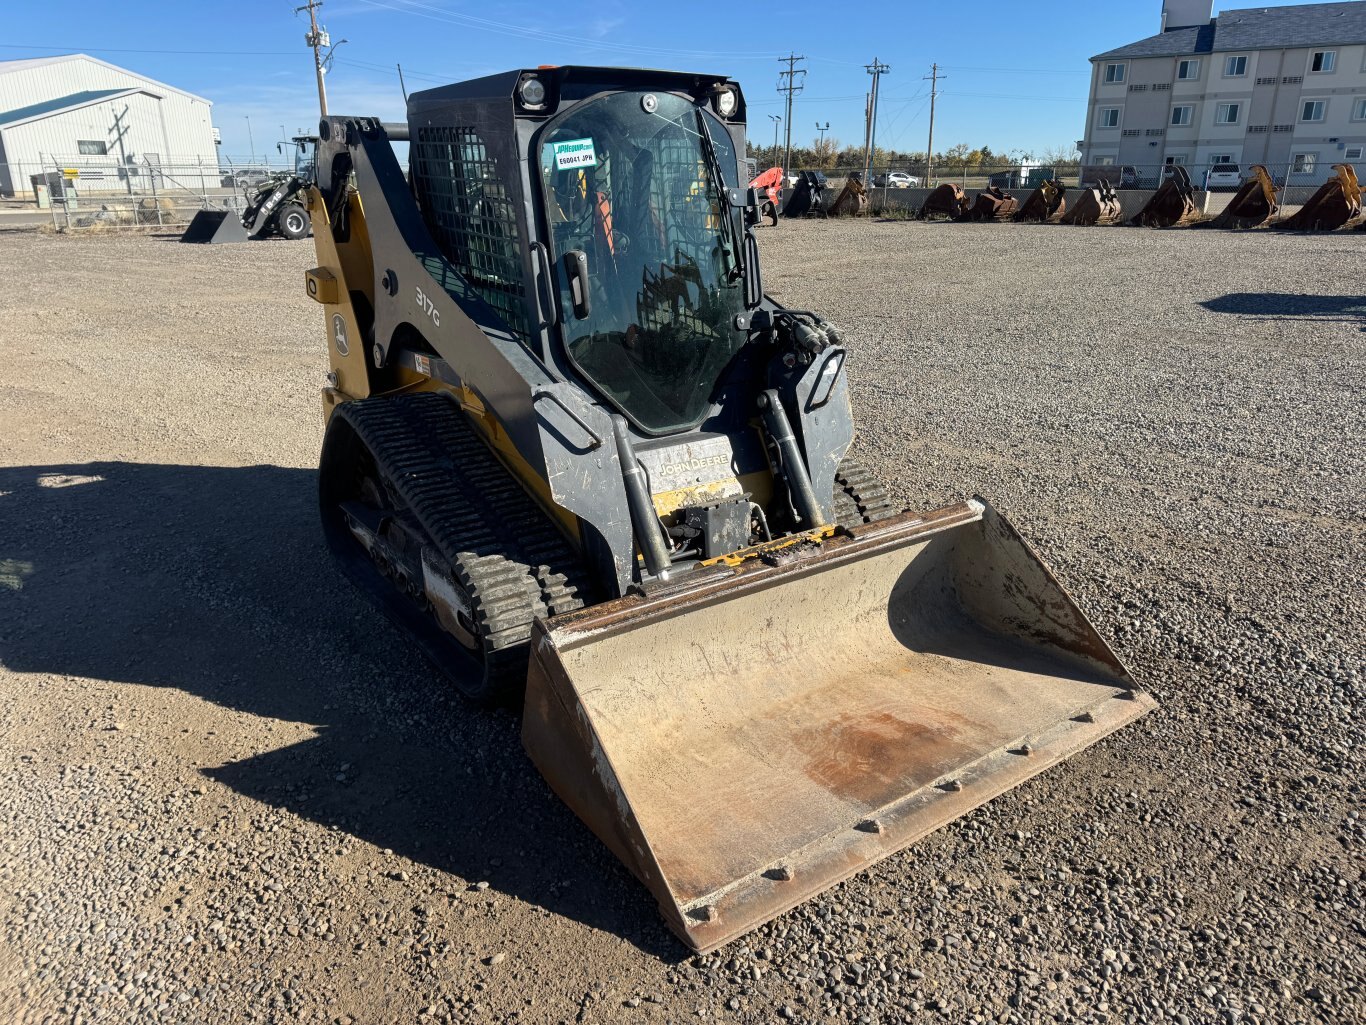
[539,91,745,434]
[294,139,316,179]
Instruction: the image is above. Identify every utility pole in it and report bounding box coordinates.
[299,0,331,116]
[111,105,133,195]
[863,58,890,184]
[924,63,945,184]
[777,53,806,174]
[768,114,782,166]
[861,92,871,176]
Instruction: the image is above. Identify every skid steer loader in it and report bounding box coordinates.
[303,66,1154,954]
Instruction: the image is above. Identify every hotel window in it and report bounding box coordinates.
[1310,51,1336,73]
[1098,107,1121,128]
[1291,153,1316,174]
[1300,100,1326,122]
[1214,103,1241,125]
[1171,105,1193,126]
[1352,97,1366,121]
[1177,59,1200,80]
[1103,63,1126,84]
[1224,55,1247,77]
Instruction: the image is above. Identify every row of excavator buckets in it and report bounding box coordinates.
[908,163,1364,231]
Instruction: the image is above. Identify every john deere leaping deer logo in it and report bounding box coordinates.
[332,314,349,356]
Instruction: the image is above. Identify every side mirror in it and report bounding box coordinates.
[563,250,591,320]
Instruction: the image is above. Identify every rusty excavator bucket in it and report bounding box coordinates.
[1278,164,1363,231]
[522,499,1155,953]
[958,186,1020,222]
[828,176,869,217]
[1060,178,1122,226]
[1129,165,1200,227]
[1209,165,1279,229]
[918,182,969,220]
[1013,180,1067,223]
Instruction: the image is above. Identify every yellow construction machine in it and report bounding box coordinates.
[302,66,1154,953]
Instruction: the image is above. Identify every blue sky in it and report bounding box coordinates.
[1,0,1316,161]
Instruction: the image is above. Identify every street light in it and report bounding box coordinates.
[768,114,782,168]
[245,115,256,167]
[815,121,830,168]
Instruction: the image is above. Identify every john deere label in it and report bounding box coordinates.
[332,314,349,356]
[553,138,597,170]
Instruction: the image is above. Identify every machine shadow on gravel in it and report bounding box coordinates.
[1201,293,1366,330]
[0,461,684,959]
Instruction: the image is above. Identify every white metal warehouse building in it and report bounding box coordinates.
[0,54,219,197]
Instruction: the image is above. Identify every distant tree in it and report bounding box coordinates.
[1039,142,1082,170]
[811,135,840,169]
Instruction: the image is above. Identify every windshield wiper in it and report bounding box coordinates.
[694,109,743,284]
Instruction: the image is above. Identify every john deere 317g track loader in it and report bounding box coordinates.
[303,66,1154,953]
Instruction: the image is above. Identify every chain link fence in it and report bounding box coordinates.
[1,153,295,230]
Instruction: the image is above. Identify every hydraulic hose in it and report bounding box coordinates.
[612,416,673,578]
[758,389,823,529]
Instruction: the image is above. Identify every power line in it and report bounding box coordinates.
[940,65,1087,75]
[777,53,806,174]
[0,43,297,56]
[354,0,783,60]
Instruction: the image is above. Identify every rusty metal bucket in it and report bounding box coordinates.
[1209,165,1279,229]
[1014,180,1067,223]
[958,187,1019,222]
[522,499,1155,953]
[918,183,969,220]
[1279,164,1363,231]
[1129,165,1200,227]
[1061,179,1121,226]
[828,177,868,217]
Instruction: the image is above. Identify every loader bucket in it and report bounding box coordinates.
[958,187,1019,222]
[828,177,868,217]
[918,183,968,220]
[1129,165,1200,228]
[180,208,249,244]
[1209,165,1279,229]
[1060,179,1122,226]
[522,500,1155,953]
[1014,180,1067,223]
[1278,164,1363,231]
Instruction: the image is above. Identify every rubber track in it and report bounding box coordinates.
[333,392,591,691]
[834,455,896,527]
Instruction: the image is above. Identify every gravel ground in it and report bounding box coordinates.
[0,223,1361,1025]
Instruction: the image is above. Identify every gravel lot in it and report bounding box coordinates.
[1,222,1362,1025]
